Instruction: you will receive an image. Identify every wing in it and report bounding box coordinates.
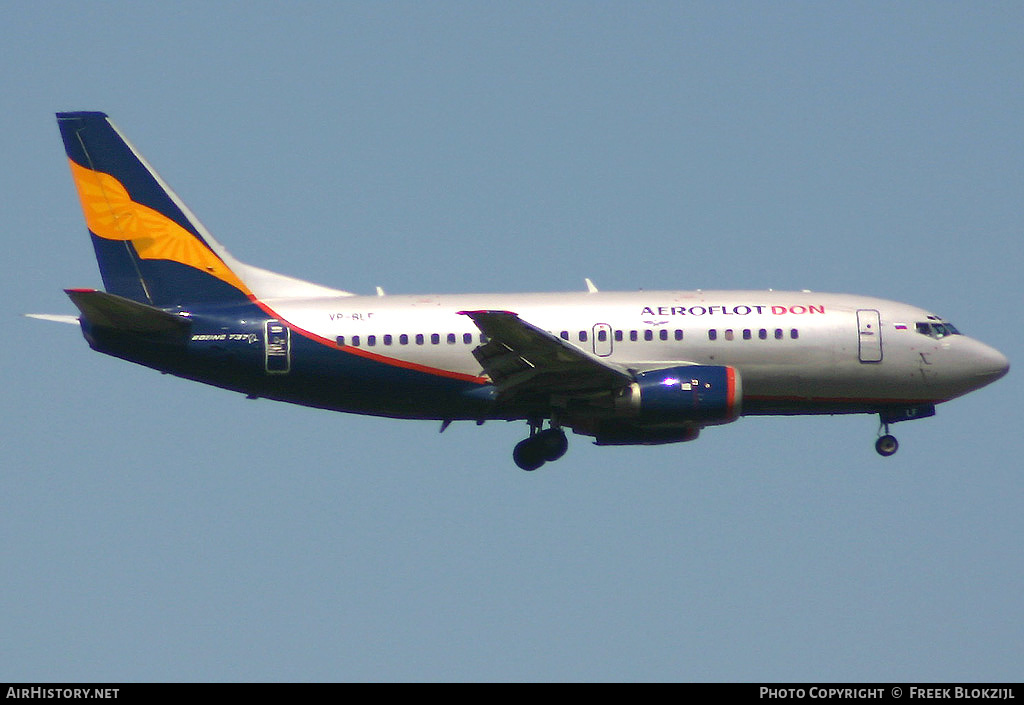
[458,310,633,402]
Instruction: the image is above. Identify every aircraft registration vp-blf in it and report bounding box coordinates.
[41,112,1009,470]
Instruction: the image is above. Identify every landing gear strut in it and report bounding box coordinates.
[513,419,569,471]
[875,419,899,457]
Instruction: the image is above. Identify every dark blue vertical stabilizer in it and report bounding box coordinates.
[56,112,252,308]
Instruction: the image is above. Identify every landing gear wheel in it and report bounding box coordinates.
[513,437,546,471]
[875,434,899,457]
[536,428,569,462]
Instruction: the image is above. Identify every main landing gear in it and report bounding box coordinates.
[875,419,899,457]
[513,420,569,471]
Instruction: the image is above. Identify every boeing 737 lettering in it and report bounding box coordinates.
[36,112,1009,470]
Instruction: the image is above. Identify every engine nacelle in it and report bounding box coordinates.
[614,365,741,425]
[592,421,701,446]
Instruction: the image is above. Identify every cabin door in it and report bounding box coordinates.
[264,320,291,373]
[857,309,883,363]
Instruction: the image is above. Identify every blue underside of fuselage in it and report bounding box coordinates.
[79,299,500,421]
[81,315,924,425]
[75,285,934,426]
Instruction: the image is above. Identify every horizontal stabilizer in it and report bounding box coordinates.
[65,288,191,342]
[25,313,80,324]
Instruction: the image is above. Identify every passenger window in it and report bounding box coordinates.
[709,330,717,341]
[674,330,683,341]
[463,333,473,344]
[579,331,588,342]
[367,335,376,346]
[447,333,456,344]
[790,329,799,339]
[630,330,638,342]
[614,330,623,342]
[399,334,409,345]
[415,334,424,345]
[384,334,393,345]
[336,336,345,347]
[644,330,653,341]
[742,329,751,340]
[431,333,440,345]
[597,329,607,342]
[775,329,784,340]
[759,329,767,340]
[659,329,668,341]
[724,329,734,341]
[352,335,361,347]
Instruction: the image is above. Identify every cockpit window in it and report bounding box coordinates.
[916,321,961,339]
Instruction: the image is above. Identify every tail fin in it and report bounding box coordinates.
[56,112,352,308]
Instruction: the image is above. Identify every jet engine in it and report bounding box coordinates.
[586,365,741,445]
[615,365,741,423]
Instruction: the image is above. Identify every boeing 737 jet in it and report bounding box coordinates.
[37,112,1009,470]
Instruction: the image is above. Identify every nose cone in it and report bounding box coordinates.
[970,341,1010,388]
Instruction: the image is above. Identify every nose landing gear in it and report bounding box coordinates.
[875,419,899,457]
[875,433,899,457]
[872,404,935,457]
[513,420,569,471]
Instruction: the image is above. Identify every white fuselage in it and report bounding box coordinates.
[270,289,1007,411]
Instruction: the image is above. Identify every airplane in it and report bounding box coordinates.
[35,111,1009,471]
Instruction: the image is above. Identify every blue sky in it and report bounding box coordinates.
[3,2,1022,681]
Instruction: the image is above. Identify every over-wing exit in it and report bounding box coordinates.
[39,112,1009,470]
